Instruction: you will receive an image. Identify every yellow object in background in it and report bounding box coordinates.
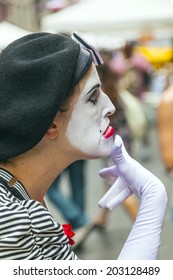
[136,46,172,63]
[135,38,173,68]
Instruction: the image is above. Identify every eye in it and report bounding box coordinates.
[88,89,99,105]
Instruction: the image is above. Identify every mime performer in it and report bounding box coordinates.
[0,32,167,259]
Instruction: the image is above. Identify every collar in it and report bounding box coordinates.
[0,168,30,200]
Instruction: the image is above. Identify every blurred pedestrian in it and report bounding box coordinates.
[47,160,93,248]
[94,50,139,228]
[157,83,173,224]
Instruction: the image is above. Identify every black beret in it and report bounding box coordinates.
[0,32,92,160]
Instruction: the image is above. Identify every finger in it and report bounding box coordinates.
[111,134,125,163]
[107,187,132,210]
[98,177,126,208]
[99,166,118,178]
[112,134,137,165]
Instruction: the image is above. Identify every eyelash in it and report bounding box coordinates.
[88,90,98,105]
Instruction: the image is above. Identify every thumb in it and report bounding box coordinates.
[111,134,133,165]
[111,135,124,163]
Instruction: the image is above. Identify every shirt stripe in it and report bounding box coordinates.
[0,169,78,260]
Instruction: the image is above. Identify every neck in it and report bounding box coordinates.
[0,149,74,203]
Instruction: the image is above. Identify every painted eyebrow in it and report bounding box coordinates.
[85,83,101,95]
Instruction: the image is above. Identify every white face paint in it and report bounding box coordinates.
[66,66,116,158]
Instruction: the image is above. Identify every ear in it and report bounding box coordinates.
[46,122,58,139]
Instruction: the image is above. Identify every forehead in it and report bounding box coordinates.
[79,64,101,95]
[66,64,101,111]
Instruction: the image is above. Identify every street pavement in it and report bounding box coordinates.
[45,125,173,260]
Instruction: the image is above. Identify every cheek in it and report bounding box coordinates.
[66,108,113,158]
[66,107,99,151]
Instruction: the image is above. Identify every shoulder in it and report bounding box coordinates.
[0,186,78,259]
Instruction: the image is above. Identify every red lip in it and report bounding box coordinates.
[103,126,115,139]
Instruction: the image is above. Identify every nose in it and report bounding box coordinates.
[102,93,116,117]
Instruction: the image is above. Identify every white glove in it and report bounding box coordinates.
[98,135,167,259]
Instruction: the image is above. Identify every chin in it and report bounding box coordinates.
[74,136,114,160]
[99,147,112,159]
[100,137,114,153]
[79,146,111,160]
[88,139,113,159]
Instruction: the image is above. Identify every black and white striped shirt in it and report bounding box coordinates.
[0,168,78,260]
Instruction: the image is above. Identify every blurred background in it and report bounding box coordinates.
[0,0,173,259]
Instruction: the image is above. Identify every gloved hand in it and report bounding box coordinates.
[98,135,167,259]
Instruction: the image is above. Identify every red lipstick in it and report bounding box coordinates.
[103,126,115,139]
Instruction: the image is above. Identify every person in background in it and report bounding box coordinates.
[121,41,153,161]
[47,160,93,248]
[94,50,139,228]
[121,41,152,100]
[0,32,167,259]
[157,79,173,226]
